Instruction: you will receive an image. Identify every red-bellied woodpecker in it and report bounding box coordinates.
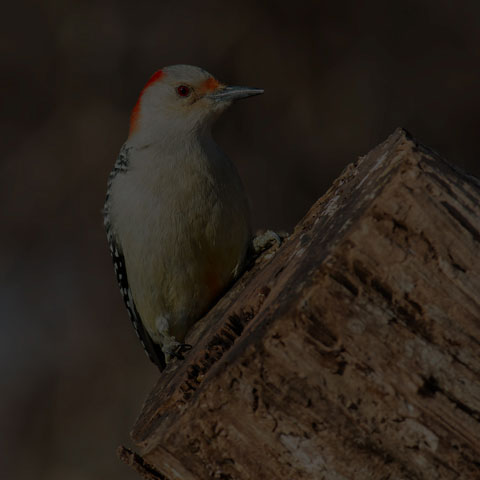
[104,65,263,370]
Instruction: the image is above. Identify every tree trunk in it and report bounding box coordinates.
[119,128,480,480]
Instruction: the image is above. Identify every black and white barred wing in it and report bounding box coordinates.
[104,145,166,370]
[110,242,166,370]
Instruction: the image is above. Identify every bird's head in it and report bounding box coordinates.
[127,65,263,145]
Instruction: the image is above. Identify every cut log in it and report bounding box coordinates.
[120,128,480,479]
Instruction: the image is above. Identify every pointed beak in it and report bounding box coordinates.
[207,85,264,102]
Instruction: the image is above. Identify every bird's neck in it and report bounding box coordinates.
[126,123,223,174]
[128,116,216,151]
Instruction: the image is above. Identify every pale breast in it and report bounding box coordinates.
[109,144,251,341]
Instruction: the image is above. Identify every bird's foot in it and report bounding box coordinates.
[252,229,288,257]
[164,341,192,363]
[171,343,192,360]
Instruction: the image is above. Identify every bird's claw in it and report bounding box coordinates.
[252,229,288,255]
[170,342,192,360]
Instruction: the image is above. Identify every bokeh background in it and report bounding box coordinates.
[2,1,480,478]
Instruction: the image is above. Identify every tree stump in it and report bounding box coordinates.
[119,128,480,479]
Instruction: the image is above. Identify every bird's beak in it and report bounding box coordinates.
[207,85,264,102]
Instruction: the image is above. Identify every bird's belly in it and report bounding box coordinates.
[115,185,250,342]
[131,247,233,341]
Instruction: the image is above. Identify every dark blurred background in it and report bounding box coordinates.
[2,1,480,478]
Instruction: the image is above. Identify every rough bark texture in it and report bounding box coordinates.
[120,129,480,479]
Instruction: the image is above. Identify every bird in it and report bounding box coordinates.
[104,65,264,370]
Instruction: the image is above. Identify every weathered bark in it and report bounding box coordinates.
[120,129,480,479]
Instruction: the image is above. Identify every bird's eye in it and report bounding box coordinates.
[176,85,191,97]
